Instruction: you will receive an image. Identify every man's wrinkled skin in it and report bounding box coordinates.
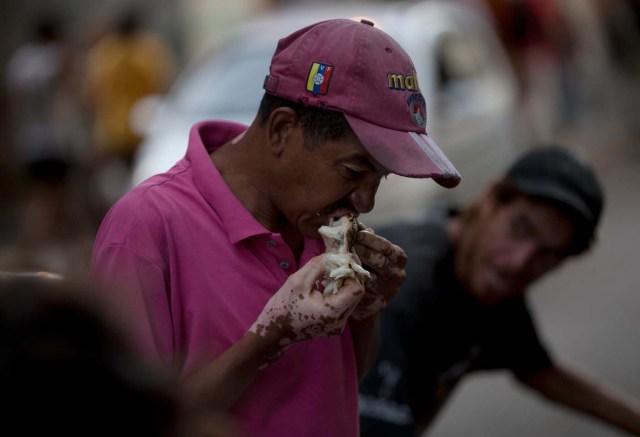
[351,228,407,321]
[249,226,407,361]
[250,255,365,360]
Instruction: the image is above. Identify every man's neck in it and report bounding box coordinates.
[210,133,305,261]
[281,228,304,262]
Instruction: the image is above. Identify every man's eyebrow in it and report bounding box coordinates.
[344,154,388,174]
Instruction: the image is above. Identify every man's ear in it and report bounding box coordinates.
[265,107,303,156]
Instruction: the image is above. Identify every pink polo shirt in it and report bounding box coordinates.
[91,121,359,436]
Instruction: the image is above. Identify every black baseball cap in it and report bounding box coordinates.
[505,146,604,252]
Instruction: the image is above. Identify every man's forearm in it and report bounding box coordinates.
[519,363,640,435]
[180,330,285,413]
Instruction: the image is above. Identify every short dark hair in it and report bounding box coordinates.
[257,93,355,149]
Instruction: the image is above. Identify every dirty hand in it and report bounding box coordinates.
[351,228,407,321]
[250,255,365,348]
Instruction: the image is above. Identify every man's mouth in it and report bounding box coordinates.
[483,266,507,291]
[319,205,358,225]
[486,267,524,296]
[329,211,357,226]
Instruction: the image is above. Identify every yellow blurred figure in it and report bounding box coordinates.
[85,10,176,164]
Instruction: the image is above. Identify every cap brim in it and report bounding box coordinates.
[511,178,595,224]
[344,114,461,188]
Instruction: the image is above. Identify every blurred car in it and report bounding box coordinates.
[131,0,528,226]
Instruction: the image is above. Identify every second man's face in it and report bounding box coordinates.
[461,195,575,305]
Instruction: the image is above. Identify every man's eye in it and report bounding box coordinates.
[510,216,530,240]
[342,166,365,180]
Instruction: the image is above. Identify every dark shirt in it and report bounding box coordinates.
[359,207,553,436]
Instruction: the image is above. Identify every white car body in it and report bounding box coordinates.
[132,0,526,226]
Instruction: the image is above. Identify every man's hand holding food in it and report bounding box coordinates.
[248,216,406,369]
[352,227,407,321]
[249,255,365,362]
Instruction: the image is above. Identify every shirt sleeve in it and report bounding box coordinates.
[90,196,175,366]
[92,243,173,364]
[473,296,553,377]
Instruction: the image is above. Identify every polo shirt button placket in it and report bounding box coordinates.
[279,260,290,270]
[266,239,277,247]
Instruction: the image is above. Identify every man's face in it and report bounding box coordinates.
[458,195,575,304]
[272,128,387,238]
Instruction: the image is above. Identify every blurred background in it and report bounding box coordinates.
[0,0,639,435]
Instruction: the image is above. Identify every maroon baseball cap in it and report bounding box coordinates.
[263,18,461,188]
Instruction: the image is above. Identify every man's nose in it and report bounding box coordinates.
[348,177,380,214]
[508,241,537,272]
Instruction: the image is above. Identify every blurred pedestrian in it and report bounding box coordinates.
[482,0,579,137]
[91,18,461,437]
[598,0,640,75]
[594,0,640,129]
[5,14,75,254]
[84,7,176,219]
[359,146,640,436]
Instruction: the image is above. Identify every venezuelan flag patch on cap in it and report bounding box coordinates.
[306,62,334,95]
